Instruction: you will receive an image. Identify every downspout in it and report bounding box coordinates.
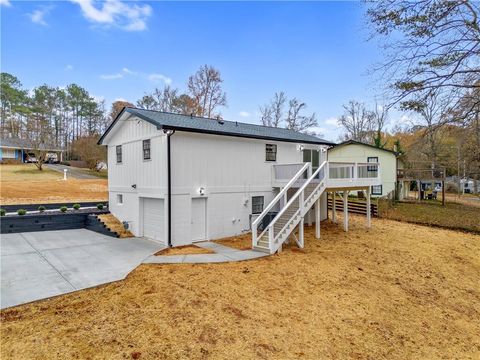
[164,129,175,247]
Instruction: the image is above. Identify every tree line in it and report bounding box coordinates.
[336,0,479,189]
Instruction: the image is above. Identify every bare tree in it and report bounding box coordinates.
[136,86,179,112]
[372,101,389,147]
[338,100,374,142]
[259,92,286,127]
[258,92,318,134]
[187,65,227,118]
[367,0,480,112]
[285,98,318,133]
[402,92,451,167]
[72,135,107,171]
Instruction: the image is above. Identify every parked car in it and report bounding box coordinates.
[25,154,37,163]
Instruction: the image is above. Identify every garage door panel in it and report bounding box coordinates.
[143,198,165,243]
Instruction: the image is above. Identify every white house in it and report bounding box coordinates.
[99,108,382,254]
[327,140,401,198]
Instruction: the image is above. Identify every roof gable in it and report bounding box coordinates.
[99,107,335,146]
[331,140,398,156]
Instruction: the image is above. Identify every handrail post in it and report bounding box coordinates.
[252,222,258,247]
[268,226,274,253]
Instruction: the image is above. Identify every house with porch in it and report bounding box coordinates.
[0,137,64,163]
[98,108,381,254]
[328,140,401,199]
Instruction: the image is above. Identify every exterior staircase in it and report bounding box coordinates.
[252,162,327,254]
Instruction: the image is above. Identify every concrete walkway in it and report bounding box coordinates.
[1,229,164,309]
[143,241,267,264]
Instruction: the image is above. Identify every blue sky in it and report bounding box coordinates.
[1,0,387,141]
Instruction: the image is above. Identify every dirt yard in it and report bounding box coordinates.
[1,216,479,359]
[0,164,108,204]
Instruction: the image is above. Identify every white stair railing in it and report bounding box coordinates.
[253,161,327,253]
[252,162,311,249]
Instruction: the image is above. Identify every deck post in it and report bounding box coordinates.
[343,190,349,232]
[315,197,321,239]
[366,187,371,228]
[332,192,337,223]
[299,218,305,248]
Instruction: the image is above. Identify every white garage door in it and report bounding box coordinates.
[142,198,165,243]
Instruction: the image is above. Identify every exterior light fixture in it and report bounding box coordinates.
[198,187,205,196]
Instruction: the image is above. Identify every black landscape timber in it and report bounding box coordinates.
[1,210,110,234]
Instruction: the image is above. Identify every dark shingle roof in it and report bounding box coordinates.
[333,140,398,155]
[99,107,334,145]
[0,137,63,151]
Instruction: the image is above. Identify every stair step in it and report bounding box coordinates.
[253,245,271,254]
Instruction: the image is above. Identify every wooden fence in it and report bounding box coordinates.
[327,198,378,217]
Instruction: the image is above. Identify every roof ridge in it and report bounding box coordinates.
[129,107,326,137]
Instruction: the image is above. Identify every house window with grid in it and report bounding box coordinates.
[116,145,122,164]
[371,185,382,195]
[265,144,277,162]
[143,139,151,160]
[252,196,264,214]
[367,156,378,173]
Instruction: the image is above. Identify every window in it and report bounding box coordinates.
[371,185,382,195]
[252,196,264,214]
[116,145,122,163]
[367,157,378,171]
[143,139,151,160]
[265,144,277,162]
[117,194,123,205]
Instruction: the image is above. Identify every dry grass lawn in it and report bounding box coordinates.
[214,233,253,250]
[155,245,215,256]
[1,216,479,359]
[0,164,108,204]
[98,214,134,238]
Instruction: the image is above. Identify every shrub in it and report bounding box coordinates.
[73,203,81,210]
[38,206,46,213]
[60,206,68,213]
[97,203,104,210]
[17,209,27,216]
[0,208,5,216]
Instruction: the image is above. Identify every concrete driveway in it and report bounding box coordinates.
[45,164,100,179]
[1,229,164,309]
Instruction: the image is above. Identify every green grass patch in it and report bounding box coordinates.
[379,200,480,234]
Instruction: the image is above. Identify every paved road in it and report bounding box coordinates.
[1,229,164,309]
[45,164,100,180]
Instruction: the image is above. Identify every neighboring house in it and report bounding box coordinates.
[327,140,400,198]
[99,108,381,253]
[0,137,64,163]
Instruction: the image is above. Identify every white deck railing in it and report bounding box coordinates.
[252,162,311,249]
[273,161,381,188]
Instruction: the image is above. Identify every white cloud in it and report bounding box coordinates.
[122,67,136,75]
[66,64,74,71]
[238,111,250,118]
[148,73,172,85]
[28,8,50,26]
[114,97,128,102]
[0,0,11,7]
[324,117,339,127]
[71,0,152,32]
[100,68,172,85]
[101,72,124,80]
